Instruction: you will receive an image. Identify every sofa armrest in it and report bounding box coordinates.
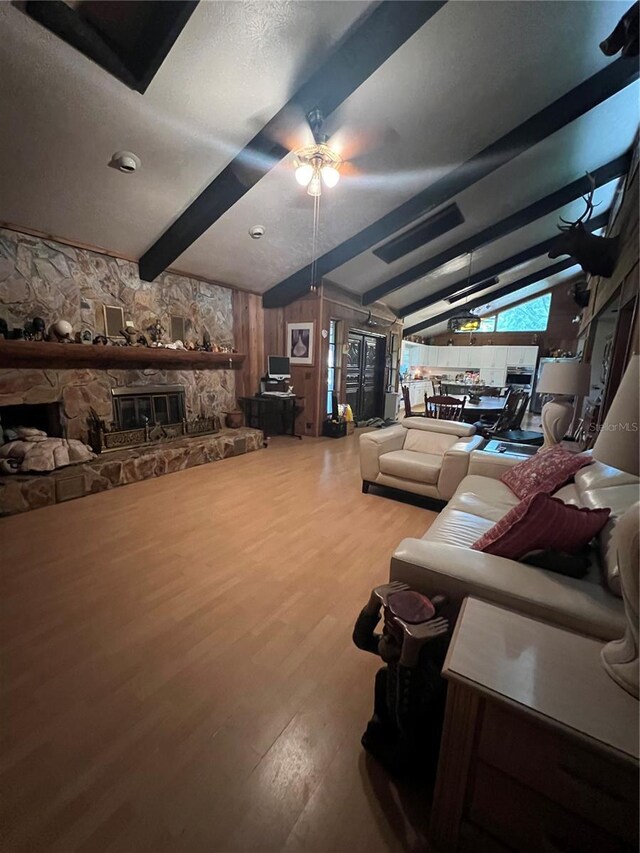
[468,449,524,479]
[390,539,625,641]
[359,426,405,482]
[437,434,484,500]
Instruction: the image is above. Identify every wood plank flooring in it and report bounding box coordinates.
[0,431,438,852]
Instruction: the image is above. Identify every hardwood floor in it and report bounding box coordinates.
[0,431,438,852]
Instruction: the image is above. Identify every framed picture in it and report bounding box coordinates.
[170,315,186,342]
[103,305,125,339]
[287,322,314,365]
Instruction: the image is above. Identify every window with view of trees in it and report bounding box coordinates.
[496,293,551,332]
[454,293,552,335]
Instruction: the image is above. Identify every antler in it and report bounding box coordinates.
[558,172,599,230]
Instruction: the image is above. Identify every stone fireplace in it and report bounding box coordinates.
[0,401,64,437]
[111,384,186,431]
[0,227,264,516]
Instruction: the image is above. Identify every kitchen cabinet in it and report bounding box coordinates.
[481,346,508,369]
[479,367,507,386]
[507,345,538,367]
[458,347,481,369]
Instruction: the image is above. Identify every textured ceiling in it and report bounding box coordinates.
[0,0,637,312]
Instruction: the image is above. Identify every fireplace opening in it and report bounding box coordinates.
[0,403,64,437]
[112,385,186,430]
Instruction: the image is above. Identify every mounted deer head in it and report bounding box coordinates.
[600,2,639,58]
[548,173,620,278]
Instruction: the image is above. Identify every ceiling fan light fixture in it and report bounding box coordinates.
[307,171,322,197]
[295,162,314,187]
[321,164,340,188]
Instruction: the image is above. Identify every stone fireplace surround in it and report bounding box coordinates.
[0,228,264,515]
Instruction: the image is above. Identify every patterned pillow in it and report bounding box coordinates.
[471,493,610,560]
[500,445,593,500]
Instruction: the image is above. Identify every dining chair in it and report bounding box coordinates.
[424,394,466,421]
[401,385,413,418]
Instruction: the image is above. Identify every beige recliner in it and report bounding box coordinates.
[360,417,483,502]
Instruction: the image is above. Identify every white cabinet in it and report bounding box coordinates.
[480,346,508,369]
[479,367,507,386]
[507,345,538,367]
[459,347,481,369]
[424,345,438,367]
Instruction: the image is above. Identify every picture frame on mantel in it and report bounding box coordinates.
[103,304,125,340]
[287,321,314,365]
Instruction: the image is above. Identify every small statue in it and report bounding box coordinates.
[93,335,109,345]
[120,325,149,347]
[148,319,166,344]
[202,330,212,352]
[353,581,451,776]
[49,320,74,342]
[32,317,46,341]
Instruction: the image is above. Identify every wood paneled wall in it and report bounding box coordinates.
[232,290,264,400]
[232,283,401,437]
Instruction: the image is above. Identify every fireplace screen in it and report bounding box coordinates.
[112,385,185,430]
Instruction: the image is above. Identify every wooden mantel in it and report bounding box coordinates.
[0,340,245,370]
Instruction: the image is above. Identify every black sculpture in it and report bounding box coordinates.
[600,2,639,58]
[548,174,620,278]
[353,581,451,775]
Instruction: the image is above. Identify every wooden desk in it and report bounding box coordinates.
[239,395,303,441]
[429,598,639,852]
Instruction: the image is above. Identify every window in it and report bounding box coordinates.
[326,320,337,415]
[454,315,496,333]
[496,293,551,332]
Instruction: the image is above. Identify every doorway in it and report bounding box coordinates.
[345,331,385,421]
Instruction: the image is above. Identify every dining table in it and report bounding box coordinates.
[455,394,507,424]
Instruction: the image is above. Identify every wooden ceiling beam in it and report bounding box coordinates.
[364,153,629,305]
[402,260,579,337]
[263,58,637,309]
[398,210,610,318]
[138,1,447,282]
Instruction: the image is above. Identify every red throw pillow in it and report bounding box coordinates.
[500,445,593,499]
[471,493,610,560]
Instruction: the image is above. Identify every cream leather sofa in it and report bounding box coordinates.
[389,452,638,640]
[360,418,484,502]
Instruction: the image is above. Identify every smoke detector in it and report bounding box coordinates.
[249,225,265,239]
[110,151,141,173]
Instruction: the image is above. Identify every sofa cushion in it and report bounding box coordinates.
[423,508,494,548]
[402,417,475,437]
[471,493,611,560]
[574,461,639,495]
[404,429,457,456]
[379,450,441,484]
[500,445,593,499]
[447,474,521,518]
[551,483,581,506]
[581,484,639,597]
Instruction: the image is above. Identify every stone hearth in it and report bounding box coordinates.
[0,427,263,516]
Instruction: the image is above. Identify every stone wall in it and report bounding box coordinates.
[0,228,238,439]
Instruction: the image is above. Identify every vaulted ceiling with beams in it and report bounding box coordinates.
[0,1,637,334]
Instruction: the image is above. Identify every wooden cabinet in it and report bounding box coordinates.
[507,345,538,367]
[429,599,639,853]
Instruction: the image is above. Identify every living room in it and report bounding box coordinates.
[0,2,638,851]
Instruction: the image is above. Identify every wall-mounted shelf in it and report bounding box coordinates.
[0,340,245,371]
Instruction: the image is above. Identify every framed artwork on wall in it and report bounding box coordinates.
[103,305,125,339]
[287,322,314,365]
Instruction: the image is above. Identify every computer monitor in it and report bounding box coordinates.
[267,356,291,380]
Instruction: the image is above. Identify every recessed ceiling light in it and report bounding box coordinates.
[109,151,141,173]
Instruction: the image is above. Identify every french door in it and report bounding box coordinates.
[345,331,385,421]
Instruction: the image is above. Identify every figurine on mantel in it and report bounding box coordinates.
[120,324,149,347]
[148,319,166,346]
[49,320,74,342]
